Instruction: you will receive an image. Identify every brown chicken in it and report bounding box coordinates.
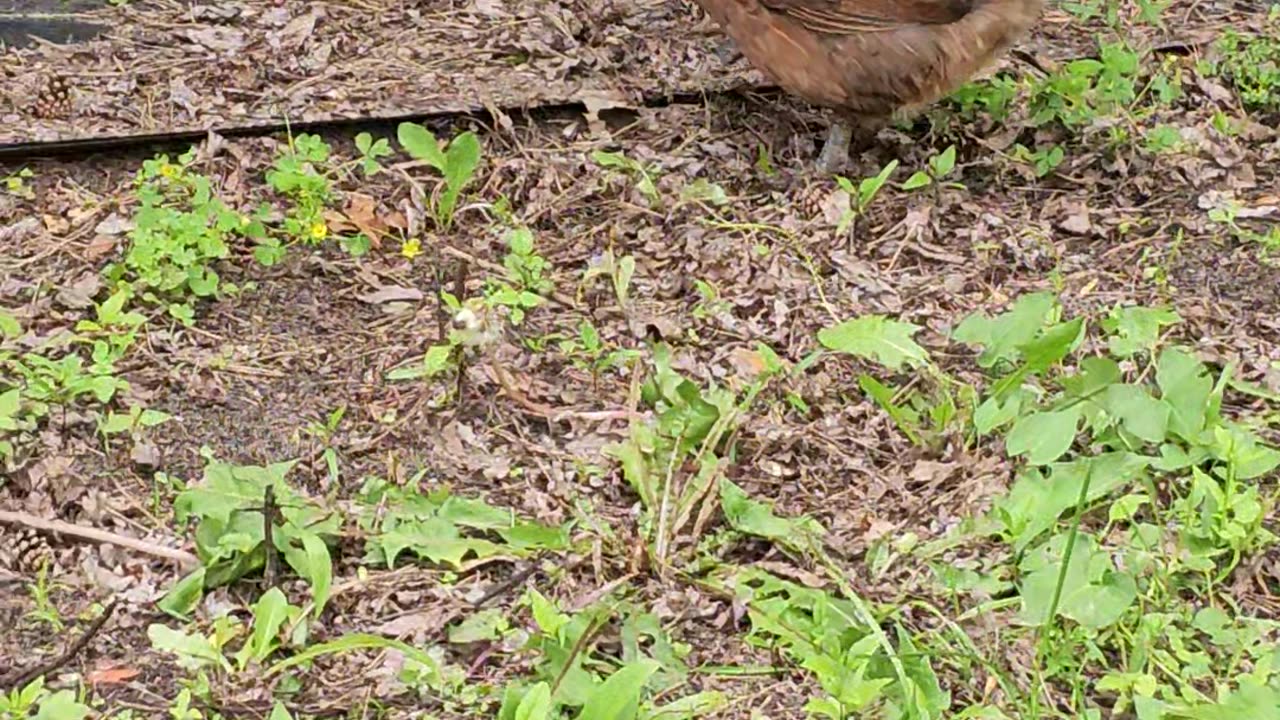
[692,0,1045,171]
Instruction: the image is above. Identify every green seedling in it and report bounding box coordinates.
[834,159,899,237]
[265,133,334,245]
[1010,143,1065,178]
[300,405,346,488]
[355,476,570,571]
[558,319,640,388]
[2,168,34,199]
[24,559,64,631]
[606,343,784,571]
[592,149,661,207]
[1143,124,1183,154]
[354,131,392,176]
[397,122,483,229]
[581,248,635,309]
[902,145,962,196]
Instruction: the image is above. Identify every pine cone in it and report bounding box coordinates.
[0,527,55,574]
[31,74,73,119]
[794,181,829,220]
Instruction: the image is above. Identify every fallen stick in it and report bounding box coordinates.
[3,598,119,692]
[0,510,200,570]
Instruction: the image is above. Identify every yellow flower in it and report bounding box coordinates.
[309,221,328,240]
[401,238,422,259]
[158,163,177,178]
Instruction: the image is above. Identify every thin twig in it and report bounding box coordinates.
[262,486,280,590]
[471,557,544,608]
[0,510,198,569]
[4,599,120,691]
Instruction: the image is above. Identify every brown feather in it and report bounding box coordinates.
[692,0,1044,116]
[761,0,973,34]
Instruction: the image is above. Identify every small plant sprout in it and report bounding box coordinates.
[354,132,392,176]
[581,248,636,309]
[592,149,661,207]
[3,167,34,199]
[902,144,961,195]
[834,159,899,238]
[396,122,483,230]
[1011,143,1065,178]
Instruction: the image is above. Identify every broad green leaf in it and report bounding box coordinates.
[1020,317,1085,372]
[1102,383,1170,444]
[266,633,442,683]
[973,391,1024,435]
[0,307,21,338]
[642,691,728,720]
[902,171,932,190]
[498,521,572,551]
[0,388,22,427]
[449,608,508,644]
[720,478,824,550]
[33,691,90,720]
[1102,305,1180,357]
[440,131,482,224]
[378,517,501,569]
[952,292,1056,368]
[1156,348,1212,442]
[439,495,513,530]
[1175,677,1280,719]
[269,702,295,720]
[148,623,231,672]
[1061,356,1121,400]
[931,144,957,177]
[1018,532,1136,628]
[1006,407,1081,465]
[298,532,332,615]
[240,587,291,667]
[818,315,928,371]
[157,567,207,619]
[995,453,1149,550]
[508,226,535,255]
[856,160,899,207]
[397,122,445,169]
[577,659,661,720]
[527,588,570,639]
[515,683,554,720]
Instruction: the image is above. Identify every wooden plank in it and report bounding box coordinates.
[0,0,765,147]
[0,1,107,46]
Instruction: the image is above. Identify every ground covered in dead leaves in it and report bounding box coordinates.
[3,1,1280,719]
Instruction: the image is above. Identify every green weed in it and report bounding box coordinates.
[592,149,661,207]
[105,151,243,325]
[1210,15,1280,112]
[831,292,1280,716]
[0,678,91,720]
[606,342,785,571]
[158,454,340,619]
[397,122,483,229]
[834,160,899,237]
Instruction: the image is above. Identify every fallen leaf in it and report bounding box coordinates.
[358,286,424,304]
[88,666,140,685]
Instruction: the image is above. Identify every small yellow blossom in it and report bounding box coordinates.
[158,163,177,178]
[309,221,328,240]
[401,237,422,260]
